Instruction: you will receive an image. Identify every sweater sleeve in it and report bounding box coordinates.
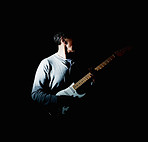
[31,59,57,105]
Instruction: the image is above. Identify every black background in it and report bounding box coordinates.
[1,2,147,139]
[6,29,144,130]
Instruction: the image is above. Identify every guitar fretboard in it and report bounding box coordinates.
[95,54,115,71]
[72,54,116,90]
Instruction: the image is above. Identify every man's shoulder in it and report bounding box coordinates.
[38,54,57,72]
[41,53,57,64]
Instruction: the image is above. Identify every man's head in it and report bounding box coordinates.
[54,32,75,55]
[53,32,73,45]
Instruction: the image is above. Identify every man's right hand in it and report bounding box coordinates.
[56,83,86,98]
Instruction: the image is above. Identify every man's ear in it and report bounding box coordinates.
[61,37,67,45]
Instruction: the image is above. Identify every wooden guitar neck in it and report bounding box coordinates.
[73,54,116,90]
[72,46,133,90]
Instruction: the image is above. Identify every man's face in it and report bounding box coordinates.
[65,38,75,53]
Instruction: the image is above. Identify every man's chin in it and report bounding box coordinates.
[67,52,76,59]
[67,50,75,53]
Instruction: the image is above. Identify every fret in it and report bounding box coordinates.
[100,64,104,68]
[105,60,109,63]
[95,66,101,71]
[102,62,107,66]
[107,58,112,62]
[73,72,92,90]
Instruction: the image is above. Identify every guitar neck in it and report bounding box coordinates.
[72,54,116,90]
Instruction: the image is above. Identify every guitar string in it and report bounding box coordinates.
[73,54,116,90]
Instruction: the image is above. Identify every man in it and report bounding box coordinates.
[31,32,91,119]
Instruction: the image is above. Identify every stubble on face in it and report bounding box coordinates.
[65,39,75,53]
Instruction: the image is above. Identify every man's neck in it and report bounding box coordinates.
[57,48,67,59]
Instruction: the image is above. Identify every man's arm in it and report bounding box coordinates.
[31,59,57,105]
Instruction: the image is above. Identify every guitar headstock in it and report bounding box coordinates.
[114,46,133,57]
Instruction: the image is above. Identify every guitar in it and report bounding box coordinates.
[72,46,133,90]
[52,46,133,117]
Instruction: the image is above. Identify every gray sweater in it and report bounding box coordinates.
[31,53,75,106]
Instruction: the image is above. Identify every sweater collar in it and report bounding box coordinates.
[55,53,75,66]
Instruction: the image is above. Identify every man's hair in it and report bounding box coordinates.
[53,32,73,45]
